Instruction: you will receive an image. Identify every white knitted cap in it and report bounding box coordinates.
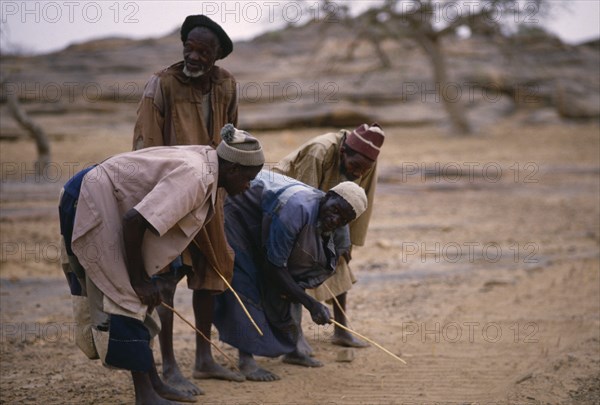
[330,181,368,219]
[216,124,265,166]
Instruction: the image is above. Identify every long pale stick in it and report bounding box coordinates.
[328,319,407,365]
[160,302,240,371]
[191,240,263,336]
[322,283,352,327]
[211,266,264,336]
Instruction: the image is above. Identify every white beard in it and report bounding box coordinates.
[183,65,205,78]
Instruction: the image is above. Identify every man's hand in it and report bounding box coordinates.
[132,278,161,308]
[343,250,352,263]
[309,302,331,325]
[123,209,161,309]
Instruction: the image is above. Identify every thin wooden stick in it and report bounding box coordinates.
[328,319,407,365]
[212,266,264,337]
[160,302,240,371]
[192,241,263,336]
[322,283,352,327]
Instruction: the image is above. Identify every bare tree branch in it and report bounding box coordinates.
[5,89,51,176]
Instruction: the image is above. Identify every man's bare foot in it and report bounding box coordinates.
[193,361,245,382]
[162,368,204,397]
[331,332,369,348]
[296,332,314,357]
[136,393,179,405]
[238,352,280,382]
[154,381,198,403]
[150,364,201,401]
[281,352,323,367]
[133,371,181,405]
[240,364,280,382]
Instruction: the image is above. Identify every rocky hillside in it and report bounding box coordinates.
[1,19,598,139]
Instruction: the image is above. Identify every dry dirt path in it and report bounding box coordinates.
[1,122,599,404]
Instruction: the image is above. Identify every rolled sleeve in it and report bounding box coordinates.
[265,216,299,268]
[134,164,206,236]
[264,199,309,267]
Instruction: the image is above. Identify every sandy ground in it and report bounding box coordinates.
[1,118,599,404]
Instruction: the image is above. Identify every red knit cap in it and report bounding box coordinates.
[345,123,385,161]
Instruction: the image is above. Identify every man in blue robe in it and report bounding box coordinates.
[214,171,368,381]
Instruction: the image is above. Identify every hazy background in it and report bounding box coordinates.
[1,0,599,55]
[1,1,599,404]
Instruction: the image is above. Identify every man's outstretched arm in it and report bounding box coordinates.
[122,208,161,308]
[264,261,331,325]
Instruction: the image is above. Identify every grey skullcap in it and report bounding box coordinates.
[330,182,368,219]
[217,124,265,166]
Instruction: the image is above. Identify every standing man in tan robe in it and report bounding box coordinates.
[273,123,384,350]
[132,14,244,394]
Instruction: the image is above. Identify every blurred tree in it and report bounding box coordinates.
[304,0,552,135]
[3,86,52,176]
[1,21,52,176]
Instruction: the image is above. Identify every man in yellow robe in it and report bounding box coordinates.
[273,123,384,349]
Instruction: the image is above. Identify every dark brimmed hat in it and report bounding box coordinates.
[180,15,233,59]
